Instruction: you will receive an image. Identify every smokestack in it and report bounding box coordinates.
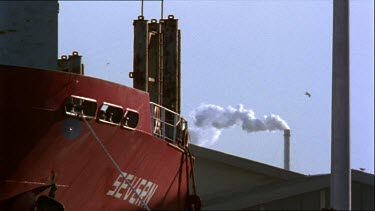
[189,104,290,146]
[284,129,290,171]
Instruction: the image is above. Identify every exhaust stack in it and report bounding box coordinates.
[284,129,290,171]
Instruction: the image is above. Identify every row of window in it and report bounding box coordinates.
[65,95,139,130]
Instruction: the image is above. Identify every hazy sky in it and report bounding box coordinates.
[59,0,374,175]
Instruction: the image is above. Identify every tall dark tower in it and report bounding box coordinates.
[130,15,181,115]
[148,19,161,105]
[132,15,149,92]
[160,15,180,114]
[330,0,351,210]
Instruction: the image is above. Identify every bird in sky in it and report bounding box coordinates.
[305,92,311,98]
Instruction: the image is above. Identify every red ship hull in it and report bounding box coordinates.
[0,65,192,210]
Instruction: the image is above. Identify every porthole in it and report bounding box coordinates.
[65,95,97,119]
[122,109,139,130]
[98,103,124,126]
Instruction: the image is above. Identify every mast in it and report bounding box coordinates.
[330,0,351,210]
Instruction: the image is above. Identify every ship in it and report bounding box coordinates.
[0,1,200,210]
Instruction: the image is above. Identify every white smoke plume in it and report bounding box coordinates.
[188,104,290,146]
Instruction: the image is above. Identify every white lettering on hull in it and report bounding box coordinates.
[106,172,159,208]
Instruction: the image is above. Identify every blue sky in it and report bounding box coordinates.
[59,0,374,175]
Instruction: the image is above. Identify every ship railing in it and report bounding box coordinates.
[150,102,189,147]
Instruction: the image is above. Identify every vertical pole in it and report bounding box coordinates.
[177,29,181,115]
[141,0,144,17]
[159,21,164,108]
[160,15,179,142]
[148,19,161,104]
[331,0,351,210]
[132,16,148,91]
[161,0,164,20]
[284,129,290,171]
[161,15,179,113]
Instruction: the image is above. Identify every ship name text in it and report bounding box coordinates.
[106,172,158,208]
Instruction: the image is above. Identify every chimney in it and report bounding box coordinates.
[284,129,290,170]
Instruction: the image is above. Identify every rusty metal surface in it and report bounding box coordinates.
[57,51,84,75]
[161,15,180,114]
[132,16,148,91]
[132,15,181,116]
[147,19,161,105]
[177,29,181,115]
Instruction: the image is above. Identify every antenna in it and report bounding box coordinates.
[161,0,164,20]
[141,0,144,17]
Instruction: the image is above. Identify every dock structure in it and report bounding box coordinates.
[190,145,374,210]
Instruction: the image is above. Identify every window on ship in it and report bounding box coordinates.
[65,95,97,119]
[122,109,139,130]
[98,103,124,126]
